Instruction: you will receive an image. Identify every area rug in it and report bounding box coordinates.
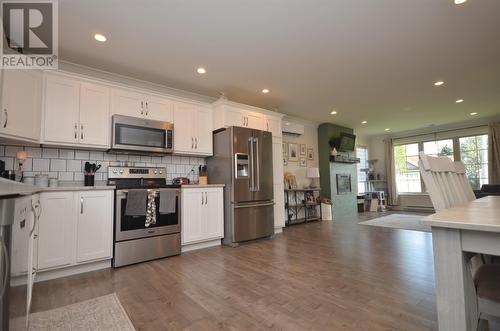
[359,214,431,233]
[29,293,135,331]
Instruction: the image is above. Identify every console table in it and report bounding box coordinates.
[284,188,322,226]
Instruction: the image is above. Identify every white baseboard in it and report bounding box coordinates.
[182,239,221,252]
[34,260,111,283]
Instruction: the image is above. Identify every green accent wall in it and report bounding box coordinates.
[317,123,354,199]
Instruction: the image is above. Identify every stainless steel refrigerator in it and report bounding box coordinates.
[207,127,274,246]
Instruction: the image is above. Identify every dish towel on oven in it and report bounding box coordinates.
[145,190,157,227]
[159,190,176,214]
[124,190,147,216]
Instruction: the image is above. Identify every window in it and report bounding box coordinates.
[459,134,488,190]
[356,146,368,193]
[392,132,489,193]
[394,143,422,193]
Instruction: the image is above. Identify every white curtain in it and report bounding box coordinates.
[489,121,500,184]
[384,138,399,205]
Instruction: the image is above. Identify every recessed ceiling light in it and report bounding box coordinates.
[361,121,367,124]
[470,112,478,116]
[262,89,270,94]
[385,128,391,131]
[455,99,464,103]
[454,0,467,4]
[94,34,107,42]
[434,81,444,86]
[330,111,337,115]
[197,67,206,74]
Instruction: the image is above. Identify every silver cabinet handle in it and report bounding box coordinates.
[201,192,204,205]
[267,121,269,131]
[243,117,245,126]
[195,137,198,149]
[145,101,148,116]
[74,123,78,139]
[191,137,194,149]
[204,192,207,205]
[3,109,7,128]
[30,199,41,236]
[81,124,84,140]
[80,197,84,214]
[141,101,144,115]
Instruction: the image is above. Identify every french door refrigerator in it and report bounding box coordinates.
[208,126,274,246]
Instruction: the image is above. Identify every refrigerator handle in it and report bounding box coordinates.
[254,137,260,191]
[248,137,254,192]
[0,235,10,299]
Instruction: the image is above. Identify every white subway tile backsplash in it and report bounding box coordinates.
[0,157,14,170]
[0,146,4,156]
[50,159,66,172]
[75,150,90,160]
[42,148,59,158]
[89,151,104,160]
[22,158,33,171]
[24,147,41,158]
[151,156,162,164]
[116,154,128,162]
[140,156,151,163]
[103,153,116,161]
[162,155,171,163]
[66,159,81,172]
[5,146,20,157]
[58,149,75,159]
[33,159,50,172]
[58,172,73,181]
[128,155,140,162]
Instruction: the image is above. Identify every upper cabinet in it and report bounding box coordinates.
[111,88,173,122]
[42,73,110,148]
[0,69,42,142]
[212,100,282,137]
[173,101,212,156]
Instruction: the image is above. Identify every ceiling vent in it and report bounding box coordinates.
[282,121,304,135]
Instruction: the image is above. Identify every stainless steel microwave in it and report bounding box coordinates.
[111,115,173,154]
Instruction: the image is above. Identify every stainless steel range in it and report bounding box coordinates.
[108,166,181,267]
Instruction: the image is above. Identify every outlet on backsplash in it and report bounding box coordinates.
[0,145,206,183]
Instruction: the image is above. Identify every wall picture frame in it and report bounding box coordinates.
[307,148,314,160]
[288,143,298,161]
[299,158,307,167]
[282,142,288,156]
[336,174,352,195]
[300,144,307,156]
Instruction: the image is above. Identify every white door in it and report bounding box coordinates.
[203,189,224,240]
[79,83,110,147]
[181,189,203,244]
[145,95,173,122]
[245,112,264,130]
[76,191,113,262]
[173,102,195,154]
[111,88,145,118]
[194,106,212,155]
[38,192,75,270]
[43,75,80,144]
[0,69,42,141]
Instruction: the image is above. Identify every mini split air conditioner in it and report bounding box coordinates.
[282,121,304,135]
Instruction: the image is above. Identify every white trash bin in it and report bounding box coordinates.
[321,202,333,221]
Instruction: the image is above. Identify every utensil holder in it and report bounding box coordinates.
[84,174,95,186]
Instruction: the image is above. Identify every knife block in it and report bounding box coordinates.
[199,176,208,185]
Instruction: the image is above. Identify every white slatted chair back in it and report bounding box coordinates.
[419,152,476,211]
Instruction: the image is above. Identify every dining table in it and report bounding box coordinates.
[423,195,500,331]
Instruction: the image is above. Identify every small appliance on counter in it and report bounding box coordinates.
[198,165,208,185]
[172,177,190,185]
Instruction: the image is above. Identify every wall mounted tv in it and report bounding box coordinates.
[337,132,356,152]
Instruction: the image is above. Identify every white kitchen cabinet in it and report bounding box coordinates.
[272,138,285,230]
[0,69,42,142]
[181,187,224,246]
[43,73,110,148]
[112,88,173,122]
[265,116,282,137]
[37,192,75,270]
[37,190,113,271]
[76,191,113,263]
[221,107,263,130]
[173,101,213,156]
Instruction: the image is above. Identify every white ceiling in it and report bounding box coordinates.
[59,0,500,135]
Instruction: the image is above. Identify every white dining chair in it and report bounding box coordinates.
[419,152,500,329]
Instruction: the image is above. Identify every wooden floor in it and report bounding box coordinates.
[31,212,437,330]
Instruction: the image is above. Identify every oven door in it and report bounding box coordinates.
[111,115,173,153]
[115,189,180,241]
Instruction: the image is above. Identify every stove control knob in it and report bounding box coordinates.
[159,171,162,174]
[154,170,158,174]
[119,170,124,174]
[113,170,117,174]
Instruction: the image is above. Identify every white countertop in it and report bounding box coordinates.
[0,178,115,197]
[181,184,225,188]
[422,196,500,233]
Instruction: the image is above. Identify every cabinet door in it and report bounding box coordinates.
[173,102,195,154]
[43,75,80,144]
[203,189,224,240]
[195,106,213,155]
[79,83,110,147]
[274,183,286,229]
[111,88,144,118]
[76,191,113,262]
[0,69,42,141]
[145,95,173,122]
[265,117,282,137]
[245,112,264,130]
[225,108,246,128]
[38,192,75,270]
[10,196,32,276]
[181,189,203,244]
[272,138,284,186]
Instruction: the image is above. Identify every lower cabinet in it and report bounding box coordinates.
[181,187,224,246]
[37,190,113,271]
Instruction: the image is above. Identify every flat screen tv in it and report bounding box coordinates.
[338,132,356,152]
